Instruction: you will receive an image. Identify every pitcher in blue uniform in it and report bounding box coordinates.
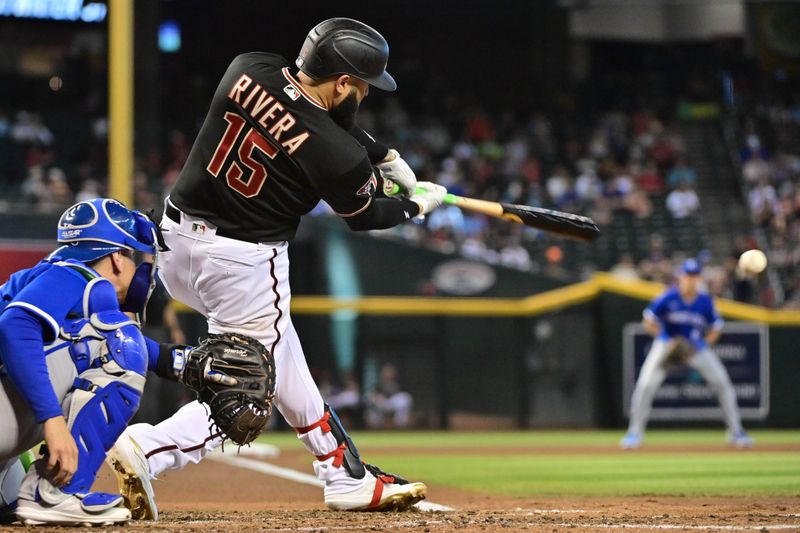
[0,198,169,525]
[621,259,754,449]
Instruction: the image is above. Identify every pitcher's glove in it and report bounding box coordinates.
[181,333,276,445]
[664,337,695,366]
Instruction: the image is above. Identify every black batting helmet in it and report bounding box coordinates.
[296,18,396,92]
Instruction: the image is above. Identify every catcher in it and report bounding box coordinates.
[620,259,754,450]
[0,199,275,526]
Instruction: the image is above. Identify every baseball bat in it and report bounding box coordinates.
[443,194,599,241]
[391,183,600,241]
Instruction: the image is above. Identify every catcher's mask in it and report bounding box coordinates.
[51,198,168,319]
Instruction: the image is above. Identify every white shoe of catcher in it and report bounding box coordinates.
[106,434,158,520]
[324,464,427,512]
[15,464,130,526]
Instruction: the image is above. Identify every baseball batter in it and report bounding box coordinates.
[110,18,445,516]
[621,259,754,449]
[0,198,175,525]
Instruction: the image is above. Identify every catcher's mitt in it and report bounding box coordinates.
[664,337,695,366]
[182,333,276,445]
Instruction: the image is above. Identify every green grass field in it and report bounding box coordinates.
[256,430,800,497]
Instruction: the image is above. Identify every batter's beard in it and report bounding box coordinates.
[330,89,359,130]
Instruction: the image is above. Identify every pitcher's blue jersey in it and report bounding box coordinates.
[643,287,723,348]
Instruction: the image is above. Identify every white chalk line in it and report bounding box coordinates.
[209,452,454,512]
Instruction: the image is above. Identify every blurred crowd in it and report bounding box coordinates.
[318,362,414,430]
[355,102,718,284]
[0,96,795,306]
[736,97,800,307]
[0,109,189,214]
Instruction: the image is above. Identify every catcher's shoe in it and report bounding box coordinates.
[106,434,158,520]
[15,465,130,526]
[325,464,427,512]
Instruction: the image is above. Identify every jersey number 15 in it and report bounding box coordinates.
[207,112,278,198]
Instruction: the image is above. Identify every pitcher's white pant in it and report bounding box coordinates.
[626,338,744,435]
[126,208,339,478]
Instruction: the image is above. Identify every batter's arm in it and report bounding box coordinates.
[341,197,420,231]
[318,158,421,231]
[348,124,389,164]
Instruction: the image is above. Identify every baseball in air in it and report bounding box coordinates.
[738,249,768,274]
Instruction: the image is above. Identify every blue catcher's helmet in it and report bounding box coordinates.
[53,198,158,263]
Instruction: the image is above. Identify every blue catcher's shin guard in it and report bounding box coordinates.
[61,380,143,495]
[58,314,148,495]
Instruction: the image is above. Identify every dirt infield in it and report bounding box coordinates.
[68,450,800,533]
[5,446,797,533]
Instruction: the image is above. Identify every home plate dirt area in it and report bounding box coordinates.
[70,448,800,533]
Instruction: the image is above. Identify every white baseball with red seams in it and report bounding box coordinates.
[738,249,768,275]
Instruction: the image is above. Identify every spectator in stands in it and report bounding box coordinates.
[742,152,770,185]
[498,231,532,271]
[634,160,664,195]
[623,186,653,219]
[747,177,777,227]
[46,167,73,209]
[10,111,53,145]
[610,253,640,281]
[319,371,362,428]
[545,165,574,208]
[666,181,700,219]
[366,363,413,429]
[740,133,767,163]
[638,234,673,283]
[666,156,698,189]
[75,179,101,202]
[20,165,49,205]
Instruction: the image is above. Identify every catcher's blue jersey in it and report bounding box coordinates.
[0,258,91,341]
[643,287,723,348]
[0,258,159,422]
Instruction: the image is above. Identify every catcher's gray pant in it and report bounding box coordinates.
[0,348,76,463]
[125,208,348,487]
[626,338,744,436]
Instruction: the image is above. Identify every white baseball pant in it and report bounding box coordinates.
[124,206,353,489]
[626,338,744,435]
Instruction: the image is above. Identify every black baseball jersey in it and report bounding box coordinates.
[170,52,418,243]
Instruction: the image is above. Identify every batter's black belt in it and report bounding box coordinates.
[164,203,256,243]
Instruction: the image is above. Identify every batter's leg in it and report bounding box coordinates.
[689,349,744,434]
[124,402,222,477]
[626,339,670,437]
[276,322,426,510]
[119,319,319,478]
